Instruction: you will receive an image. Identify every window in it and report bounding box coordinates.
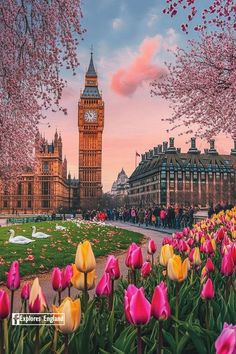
[3,200,8,208]
[193,172,198,180]
[43,161,49,173]
[28,182,32,195]
[17,183,22,195]
[169,171,175,180]
[42,200,50,208]
[177,171,182,180]
[42,182,50,195]
[28,200,32,208]
[185,171,190,180]
[17,200,21,208]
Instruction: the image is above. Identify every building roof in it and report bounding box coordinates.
[81,86,101,98]
[86,52,97,77]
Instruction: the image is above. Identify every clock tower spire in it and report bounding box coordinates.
[78,51,104,209]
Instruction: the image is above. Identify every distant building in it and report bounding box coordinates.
[111,168,129,196]
[0,132,79,214]
[129,138,236,208]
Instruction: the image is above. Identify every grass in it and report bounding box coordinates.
[0,220,144,282]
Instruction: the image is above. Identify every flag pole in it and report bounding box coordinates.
[135,151,137,169]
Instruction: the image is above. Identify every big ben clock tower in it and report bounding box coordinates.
[78,51,104,209]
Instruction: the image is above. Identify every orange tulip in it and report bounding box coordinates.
[71,264,95,290]
[75,240,96,273]
[167,255,189,282]
[159,245,174,267]
[29,278,47,313]
[52,297,81,334]
[192,247,201,266]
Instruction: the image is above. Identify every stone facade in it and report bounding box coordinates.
[78,52,104,209]
[129,138,236,208]
[0,132,79,214]
[111,169,129,196]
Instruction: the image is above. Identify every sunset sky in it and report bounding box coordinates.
[41,0,233,192]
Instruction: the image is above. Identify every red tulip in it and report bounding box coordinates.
[221,253,234,276]
[151,281,171,321]
[6,261,20,291]
[201,278,214,300]
[96,273,111,297]
[148,240,157,254]
[205,258,215,273]
[125,243,139,268]
[62,265,73,290]
[0,290,10,319]
[178,240,189,253]
[52,267,62,291]
[105,255,120,280]
[21,282,30,300]
[124,285,151,325]
[141,262,152,278]
[215,323,236,354]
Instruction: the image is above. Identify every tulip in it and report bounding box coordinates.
[29,278,47,313]
[75,240,96,273]
[178,240,189,253]
[167,255,189,282]
[21,282,30,301]
[6,261,20,291]
[215,323,236,354]
[96,273,111,297]
[151,281,171,321]
[201,278,214,300]
[71,264,95,291]
[192,247,201,266]
[125,243,138,267]
[148,240,157,254]
[141,262,152,278]
[221,253,234,276]
[105,255,120,280]
[62,265,73,295]
[205,258,215,273]
[124,285,151,325]
[125,243,143,269]
[0,290,10,320]
[52,297,81,334]
[189,248,194,263]
[159,245,174,267]
[52,267,62,292]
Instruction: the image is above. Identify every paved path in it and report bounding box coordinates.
[2,222,171,311]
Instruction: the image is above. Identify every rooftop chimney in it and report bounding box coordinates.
[231,139,236,155]
[149,149,154,158]
[158,144,163,153]
[167,137,177,153]
[188,137,200,154]
[153,147,158,156]
[208,139,218,154]
[141,154,145,162]
[163,141,168,152]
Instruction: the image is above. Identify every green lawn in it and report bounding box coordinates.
[0,221,143,282]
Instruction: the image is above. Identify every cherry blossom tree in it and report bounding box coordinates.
[0,0,84,183]
[151,29,236,139]
[163,0,236,32]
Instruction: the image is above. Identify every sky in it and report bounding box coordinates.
[41,0,234,192]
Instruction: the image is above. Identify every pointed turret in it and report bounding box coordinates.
[81,50,101,99]
[86,51,97,77]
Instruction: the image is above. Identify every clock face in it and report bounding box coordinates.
[84,110,97,122]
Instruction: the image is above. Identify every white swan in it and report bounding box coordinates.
[8,230,35,244]
[31,226,51,238]
[55,224,67,231]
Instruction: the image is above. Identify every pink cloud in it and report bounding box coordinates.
[111,36,166,96]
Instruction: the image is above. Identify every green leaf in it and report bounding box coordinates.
[162,329,176,354]
[13,329,25,354]
[176,332,190,354]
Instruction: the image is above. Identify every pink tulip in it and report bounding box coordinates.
[141,262,152,278]
[178,240,189,252]
[105,255,120,280]
[6,261,20,291]
[215,227,226,242]
[215,323,236,354]
[130,247,143,269]
[201,278,214,300]
[204,240,215,254]
[21,283,30,300]
[125,243,139,268]
[162,237,172,245]
[205,258,215,273]
[230,244,236,265]
[96,273,112,297]
[151,281,171,321]
[52,267,62,291]
[62,265,73,290]
[124,285,151,325]
[0,290,10,319]
[221,253,234,276]
[148,240,157,254]
[189,248,194,263]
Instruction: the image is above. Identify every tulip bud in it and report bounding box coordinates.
[141,262,152,278]
[124,285,151,325]
[29,278,47,313]
[148,240,157,254]
[71,264,95,290]
[96,273,111,297]
[201,278,214,300]
[221,253,234,276]
[215,323,236,354]
[105,256,120,280]
[75,240,96,273]
[6,261,20,291]
[167,255,189,282]
[0,290,10,319]
[159,245,174,267]
[151,282,171,321]
[52,267,62,291]
[205,258,215,273]
[52,297,81,334]
[21,282,30,300]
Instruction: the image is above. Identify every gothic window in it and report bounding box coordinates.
[42,182,50,195]
[3,200,8,208]
[43,161,49,173]
[28,199,32,208]
[177,171,183,180]
[17,183,22,195]
[17,200,21,208]
[28,182,32,195]
[42,200,50,208]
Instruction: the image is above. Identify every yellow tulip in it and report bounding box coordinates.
[159,245,174,267]
[71,264,95,290]
[75,240,96,273]
[52,297,81,334]
[167,255,189,282]
[192,247,201,266]
[200,237,205,244]
[211,239,216,251]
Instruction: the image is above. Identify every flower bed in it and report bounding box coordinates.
[0,209,235,354]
